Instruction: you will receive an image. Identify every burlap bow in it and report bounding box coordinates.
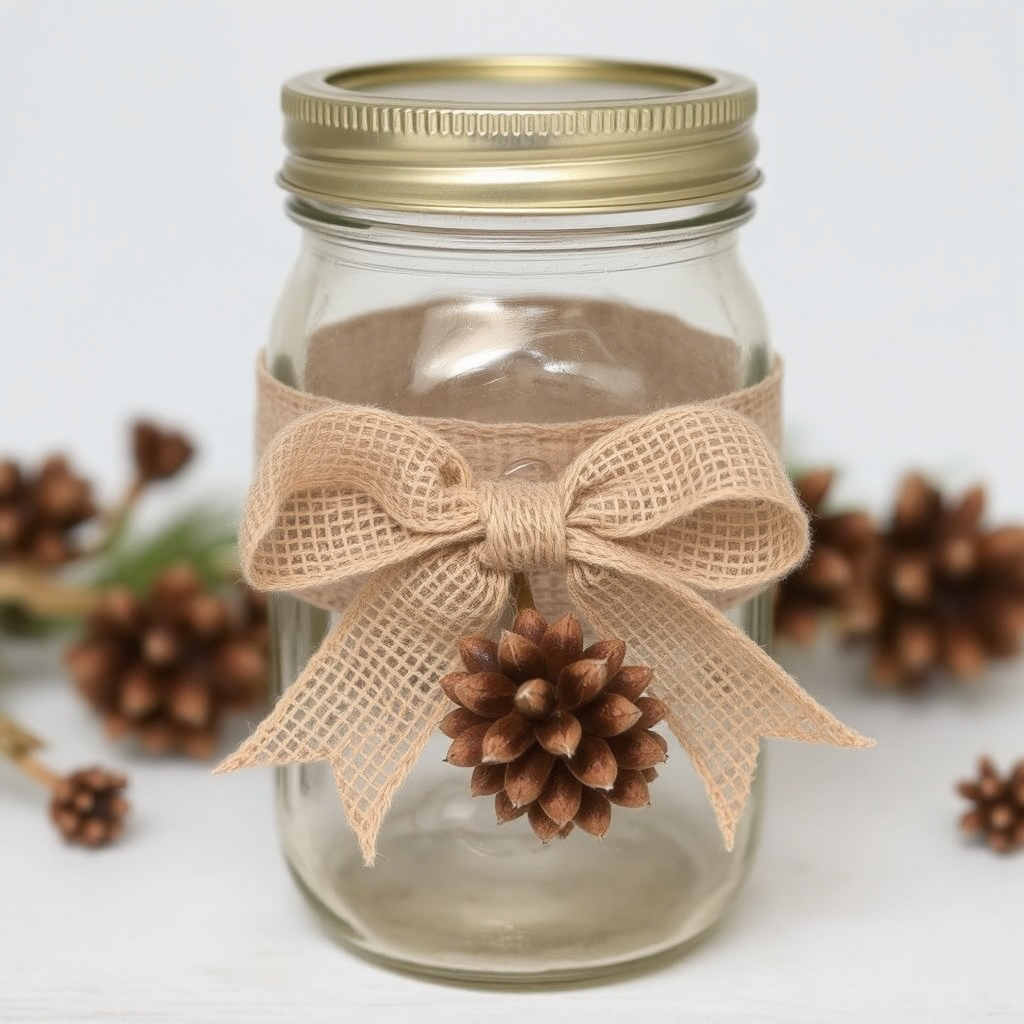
[217,399,871,864]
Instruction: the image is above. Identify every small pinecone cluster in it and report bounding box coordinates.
[131,421,194,484]
[957,757,1024,854]
[0,456,96,567]
[868,475,1024,689]
[66,565,268,758]
[777,470,1024,690]
[50,767,130,848]
[440,608,668,843]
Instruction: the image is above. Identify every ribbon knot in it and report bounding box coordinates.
[477,480,566,571]
[217,389,872,865]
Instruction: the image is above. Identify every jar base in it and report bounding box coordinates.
[280,774,757,983]
[290,857,727,985]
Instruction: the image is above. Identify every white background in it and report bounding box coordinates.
[1,2,1023,1022]
[0,0,1021,517]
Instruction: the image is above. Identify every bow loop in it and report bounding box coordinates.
[240,406,482,593]
[565,404,796,538]
[563,403,809,598]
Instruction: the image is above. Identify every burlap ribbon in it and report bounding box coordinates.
[217,352,871,865]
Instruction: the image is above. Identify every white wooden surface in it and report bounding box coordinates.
[1,639,1022,1023]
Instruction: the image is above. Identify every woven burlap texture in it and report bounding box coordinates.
[217,357,872,864]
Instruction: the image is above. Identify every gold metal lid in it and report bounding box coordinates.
[279,56,760,215]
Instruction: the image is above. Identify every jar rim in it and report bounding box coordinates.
[279,55,761,216]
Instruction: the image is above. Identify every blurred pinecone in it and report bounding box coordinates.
[441,608,668,843]
[868,475,1024,689]
[956,756,1024,854]
[50,767,130,848]
[131,421,194,484]
[0,456,96,567]
[65,565,268,758]
[775,469,879,645]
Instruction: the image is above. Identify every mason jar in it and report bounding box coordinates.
[263,56,773,981]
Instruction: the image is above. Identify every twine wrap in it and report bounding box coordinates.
[477,481,567,571]
[217,330,871,865]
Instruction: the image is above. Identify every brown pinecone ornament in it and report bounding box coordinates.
[50,767,130,848]
[440,609,668,843]
[65,565,268,758]
[0,455,97,567]
[774,469,878,645]
[867,474,1024,689]
[956,756,1024,854]
[131,421,194,484]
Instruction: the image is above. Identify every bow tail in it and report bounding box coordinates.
[216,550,510,864]
[567,563,872,850]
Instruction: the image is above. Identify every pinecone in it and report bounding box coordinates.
[867,474,1024,689]
[65,565,268,758]
[956,756,1024,854]
[50,767,129,847]
[0,455,96,567]
[440,609,668,843]
[774,469,878,645]
[131,421,194,484]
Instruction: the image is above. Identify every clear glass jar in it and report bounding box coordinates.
[262,57,773,981]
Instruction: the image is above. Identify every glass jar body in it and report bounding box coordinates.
[265,200,773,981]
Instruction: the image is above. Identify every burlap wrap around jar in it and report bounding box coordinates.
[219,57,870,982]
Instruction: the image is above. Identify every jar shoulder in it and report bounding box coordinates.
[268,233,771,420]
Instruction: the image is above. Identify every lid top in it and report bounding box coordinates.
[280,56,760,215]
[329,55,716,104]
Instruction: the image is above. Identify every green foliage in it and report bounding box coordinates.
[92,505,240,593]
[0,603,73,638]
